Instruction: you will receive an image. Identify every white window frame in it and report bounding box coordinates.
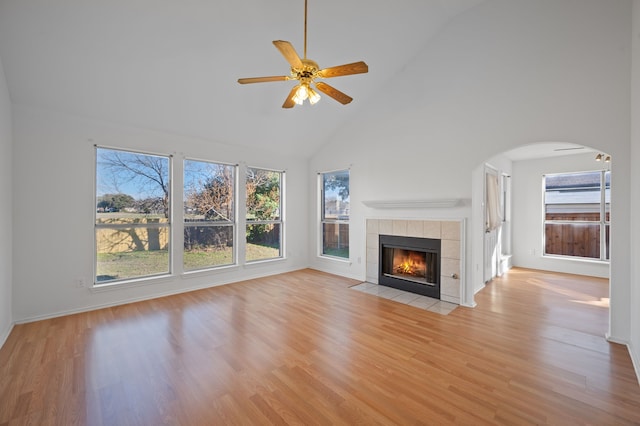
[183,158,238,272]
[319,169,350,260]
[94,146,172,285]
[245,166,285,262]
[542,170,610,261]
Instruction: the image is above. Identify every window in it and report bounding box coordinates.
[501,173,510,222]
[320,169,350,259]
[543,170,610,260]
[95,147,171,283]
[246,167,283,261]
[183,160,236,271]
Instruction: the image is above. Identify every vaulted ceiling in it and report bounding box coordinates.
[0,0,485,157]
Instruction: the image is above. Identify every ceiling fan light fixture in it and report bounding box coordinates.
[595,153,603,161]
[308,86,321,105]
[293,84,309,105]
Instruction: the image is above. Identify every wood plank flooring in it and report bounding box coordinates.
[1,268,639,425]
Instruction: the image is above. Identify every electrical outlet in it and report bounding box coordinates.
[74,277,86,288]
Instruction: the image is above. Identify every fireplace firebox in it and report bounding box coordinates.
[379,234,440,299]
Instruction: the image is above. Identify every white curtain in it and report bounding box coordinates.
[486,172,503,232]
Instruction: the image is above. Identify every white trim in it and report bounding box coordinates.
[319,169,350,260]
[605,333,639,385]
[91,273,174,292]
[629,340,640,386]
[317,254,351,264]
[181,263,240,278]
[14,267,304,324]
[362,199,462,209]
[316,165,352,175]
[0,322,14,350]
[605,332,629,345]
[309,265,360,281]
[244,257,287,268]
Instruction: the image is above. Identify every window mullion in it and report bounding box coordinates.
[600,170,606,261]
[237,163,248,265]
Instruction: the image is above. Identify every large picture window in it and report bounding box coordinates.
[246,167,283,262]
[543,170,610,260]
[95,147,171,283]
[320,169,350,259]
[183,160,236,271]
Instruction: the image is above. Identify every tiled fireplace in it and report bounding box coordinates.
[366,219,462,305]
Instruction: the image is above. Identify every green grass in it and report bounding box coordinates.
[97,243,281,282]
[245,243,280,262]
[183,247,233,270]
[97,250,169,282]
[323,247,349,258]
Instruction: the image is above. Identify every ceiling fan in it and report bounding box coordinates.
[237,0,368,108]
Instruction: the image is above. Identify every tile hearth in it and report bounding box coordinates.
[350,282,458,315]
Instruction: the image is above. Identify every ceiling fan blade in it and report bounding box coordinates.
[317,61,368,79]
[238,76,290,84]
[314,82,353,105]
[282,85,299,109]
[273,40,303,69]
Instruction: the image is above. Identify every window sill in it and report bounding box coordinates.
[181,263,240,279]
[542,254,610,265]
[318,254,351,264]
[91,273,173,292]
[244,257,286,268]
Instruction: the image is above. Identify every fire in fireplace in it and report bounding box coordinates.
[379,234,440,298]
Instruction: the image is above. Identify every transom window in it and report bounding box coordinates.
[543,170,610,260]
[320,169,350,259]
[95,147,171,283]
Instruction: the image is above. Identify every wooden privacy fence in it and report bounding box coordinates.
[96,217,169,253]
[544,213,609,259]
[323,224,350,250]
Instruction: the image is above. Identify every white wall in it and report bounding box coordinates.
[309,0,632,340]
[629,0,640,381]
[11,106,310,321]
[0,55,13,345]
[511,153,610,278]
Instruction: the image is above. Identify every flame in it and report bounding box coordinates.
[396,259,421,275]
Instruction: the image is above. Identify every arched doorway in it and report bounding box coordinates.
[471,142,611,302]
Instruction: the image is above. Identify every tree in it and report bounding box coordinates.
[246,168,280,221]
[185,164,234,222]
[183,162,235,250]
[97,149,170,217]
[97,193,135,211]
[246,168,280,245]
[323,171,349,201]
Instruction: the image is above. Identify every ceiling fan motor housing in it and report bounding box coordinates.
[293,59,319,81]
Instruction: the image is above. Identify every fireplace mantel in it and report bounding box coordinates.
[362,199,463,209]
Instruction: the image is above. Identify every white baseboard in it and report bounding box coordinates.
[606,333,640,386]
[308,264,363,282]
[628,340,640,386]
[605,333,628,345]
[0,322,14,350]
[15,266,305,324]
[500,255,512,275]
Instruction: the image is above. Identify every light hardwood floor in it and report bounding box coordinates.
[1,268,639,425]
